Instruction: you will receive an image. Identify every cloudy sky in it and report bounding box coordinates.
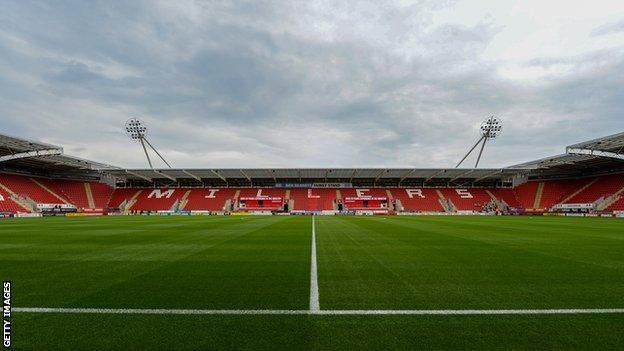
[1,0,623,169]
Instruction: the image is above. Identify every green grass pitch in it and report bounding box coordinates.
[1,215,624,349]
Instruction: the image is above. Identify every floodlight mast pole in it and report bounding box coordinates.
[455,116,502,169]
[125,118,172,170]
[139,137,153,169]
[142,137,172,168]
[474,135,488,168]
[455,135,485,168]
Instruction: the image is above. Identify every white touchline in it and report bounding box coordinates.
[310,215,320,313]
[13,307,624,316]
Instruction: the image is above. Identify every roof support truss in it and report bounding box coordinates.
[374,169,387,182]
[182,170,201,181]
[566,147,624,161]
[125,170,152,182]
[474,170,503,182]
[155,170,176,181]
[0,148,63,163]
[450,169,475,182]
[400,169,416,182]
[425,169,447,182]
[239,169,252,183]
[211,170,227,183]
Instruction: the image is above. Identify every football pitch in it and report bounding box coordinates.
[2,215,624,350]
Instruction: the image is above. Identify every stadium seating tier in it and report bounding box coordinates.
[1,172,624,213]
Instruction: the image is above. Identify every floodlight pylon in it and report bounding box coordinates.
[124,118,171,169]
[455,116,503,168]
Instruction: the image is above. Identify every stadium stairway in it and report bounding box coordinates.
[184,188,236,211]
[52,180,90,208]
[606,192,624,211]
[89,182,114,209]
[0,174,63,204]
[385,189,394,210]
[391,188,443,212]
[129,188,185,211]
[489,188,520,208]
[335,189,342,208]
[113,189,143,211]
[440,188,491,211]
[0,182,33,212]
[435,190,455,212]
[564,175,624,204]
[558,178,600,204]
[538,179,587,209]
[485,189,506,210]
[598,187,624,210]
[84,182,95,208]
[513,181,539,209]
[533,182,544,209]
[175,190,192,211]
[29,178,70,204]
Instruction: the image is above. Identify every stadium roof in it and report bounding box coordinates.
[0,133,119,177]
[566,132,624,155]
[510,132,624,177]
[1,131,623,183]
[106,167,525,184]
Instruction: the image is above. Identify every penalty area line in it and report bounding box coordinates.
[13,307,624,316]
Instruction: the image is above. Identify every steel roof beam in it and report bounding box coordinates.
[125,170,153,182]
[211,170,227,182]
[0,148,63,163]
[566,147,624,161]
[182,169,201,181]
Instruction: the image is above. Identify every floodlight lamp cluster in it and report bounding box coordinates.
[124,118,171,169]
[125,118,148,140]
[455,116,504,168]
[480,116,502,139]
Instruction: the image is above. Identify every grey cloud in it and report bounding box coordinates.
[591,19,624,37]
[0,0,622,169]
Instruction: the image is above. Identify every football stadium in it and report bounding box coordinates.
[3,1,624,350]
[1,128,624,349]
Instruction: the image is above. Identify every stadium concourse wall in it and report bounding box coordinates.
[2,171,624,218]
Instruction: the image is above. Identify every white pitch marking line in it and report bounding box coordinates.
[13,307,308,315]
[13,307,624,316]
[310,215,320,313]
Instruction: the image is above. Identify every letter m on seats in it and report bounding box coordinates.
[148,189,175,199]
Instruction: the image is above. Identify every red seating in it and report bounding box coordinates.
[53,180,89,208]
[184,188,236,211]
[0,174,63,204]
[390,188,443,212]
[490,188,520,208]
[0,187,29,212]
[237,188,286,199]
[128,188,185,211]
[34,178,71,203]
[513,181,539,209]
[54,181,114,209]
[538,179,586,208]
[607,197,624,211]
[289,188,336,210]
[235,188,286,211]
[2,172,624,214]
[440,188,492,211]
[107,188,139,208]
[89,182,114,209]
[340,188,388,210]
[565,174,624,204]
